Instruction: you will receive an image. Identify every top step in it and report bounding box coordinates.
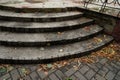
[0,0,78,13]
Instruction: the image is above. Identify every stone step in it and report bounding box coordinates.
[0,34,113,64]
[0,5,78,13]
[0,10,83,22]
[0,25,103,47]
[0,17,94,32]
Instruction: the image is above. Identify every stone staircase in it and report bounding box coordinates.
[0,6,113,64]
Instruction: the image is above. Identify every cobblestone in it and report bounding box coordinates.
[70,75,78,80]
[65,67,76,77]
[75,71,87,80]
[79,65,89,74]
[55,70,66,80]
[0,57,120,80]
[94,74,106,80]
[0,73,10,80]
[49,73,59,80]
[85,69,96,79]
[10,69,20,80]
[30,72,39,80]
[105,71,116,80]
[23,75,32,80]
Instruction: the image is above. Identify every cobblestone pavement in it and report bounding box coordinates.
[0,56,120,80]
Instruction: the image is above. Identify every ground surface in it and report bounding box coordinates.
[0,42,120,80]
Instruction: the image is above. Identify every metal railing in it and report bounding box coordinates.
[82,0,120,18]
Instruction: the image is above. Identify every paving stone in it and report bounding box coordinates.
[95,74,106,80]
[91,77,96,80]
[111,62,120,70]
[55,70,66,80]
[30,71,39,80]
[10,69,20,80]
[18,67,31,78]
[96,63,103,69]
[114,74,120,80]
[65,67,77,77]
[75,71,87,80]
[23,75,32,80]
[49,73,59,80]
[87,63,99,72]
[18,67,25,77]
[79,65,89,74]
[0,73,10,80]
[29,66,37,72]
[44,78,51,80]
[85,69,96,79]
[105,63,118,73]
[37,70,46,79]
[105,71,115,80]
[48,69,56,75]
[98,66,109,77]
[70,75,78,80]
[99,58,108,64]
[60,67,68,73]
[117,71,120,76]
[116,62,120,66]
[7,78,12,80]
[65,64,73,70]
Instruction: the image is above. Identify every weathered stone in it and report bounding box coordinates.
[0,10,83,22]
[0,17,94,32]
[0,25,103,46]
[0,34,113,63]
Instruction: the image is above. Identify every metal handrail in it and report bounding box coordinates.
[82,0,120,17]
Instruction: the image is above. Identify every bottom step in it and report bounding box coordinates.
[0,34,113,64]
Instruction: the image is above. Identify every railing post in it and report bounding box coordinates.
[99,0,108,12]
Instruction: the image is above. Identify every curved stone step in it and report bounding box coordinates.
[0,34,113,64]
[0,10,83,22]
[0,17,94,32]
[0,25,103,47]
[0,5,78,13]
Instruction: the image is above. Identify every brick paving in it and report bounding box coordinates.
[0,57,120,80]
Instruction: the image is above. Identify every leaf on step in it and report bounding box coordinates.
[44,71,48,75]
[57,32,63,35]
[20,68,30,76]
[73,65,78,70]
[47,64,53,69]
[94,37,103,43]
[83,26,90,31]
[7,66,14,72]
[59,49,64,52]
[0,67,7,73]
[40,47,45,51]
[65,78,73,80]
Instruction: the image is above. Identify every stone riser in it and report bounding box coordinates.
[0,11,83,22]
[0,19,94,33]
[0,30,103,47]
[0,5,78,13]
[0,35,113,64]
